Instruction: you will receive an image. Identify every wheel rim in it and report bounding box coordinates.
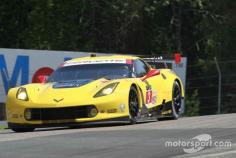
[173,85,181,114]
[129,90,138,118]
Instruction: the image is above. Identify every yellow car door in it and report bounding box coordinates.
[133,59,168,109]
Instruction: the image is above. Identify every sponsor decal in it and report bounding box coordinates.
[63,59,127,66]
[52,79,91,88]
[161,109,171,115]
[119,104,126,112]
[107,109,117,113]
[126,59,133,64]
[151,91,157,104]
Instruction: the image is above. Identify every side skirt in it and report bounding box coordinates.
[137,101,173,121]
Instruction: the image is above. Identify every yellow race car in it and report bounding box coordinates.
[6,55,184,132]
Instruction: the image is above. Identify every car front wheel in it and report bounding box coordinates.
[128,86,139,124]
[8,123,35,132]
[171,81,182,119]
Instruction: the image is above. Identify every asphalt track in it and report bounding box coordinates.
[0,113,236,158]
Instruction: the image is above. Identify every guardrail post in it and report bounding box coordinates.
[214,57,222,114]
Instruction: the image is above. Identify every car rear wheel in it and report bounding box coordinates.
[129,87,139,124]
[171,81,182,119]
[8,123,35,132]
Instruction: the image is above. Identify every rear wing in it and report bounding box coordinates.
[140,53,182,69]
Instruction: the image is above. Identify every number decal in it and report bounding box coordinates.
[146,90,152,104]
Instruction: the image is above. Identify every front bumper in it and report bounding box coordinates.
[6,96,129,125]
[8,116,130,129]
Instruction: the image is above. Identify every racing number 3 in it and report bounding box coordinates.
[146,90,152,104]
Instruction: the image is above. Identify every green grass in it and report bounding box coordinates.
[0,125,7,130]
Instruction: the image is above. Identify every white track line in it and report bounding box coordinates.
[189,150,236,158]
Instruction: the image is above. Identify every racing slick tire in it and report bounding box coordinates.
[128,86,139,124]
[8,123,35,132]
[170,81,182,120]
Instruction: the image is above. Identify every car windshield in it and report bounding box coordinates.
[47,64,131,82]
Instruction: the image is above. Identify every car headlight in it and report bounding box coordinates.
[16,87,29,101]
[94,82,119,98]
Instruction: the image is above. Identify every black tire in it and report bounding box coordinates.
[170,81,182,119]
[8,123,35,132]
[128,86,139,124]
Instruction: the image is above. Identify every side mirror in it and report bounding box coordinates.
[37,75,47,83]
[141,69,160,81]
